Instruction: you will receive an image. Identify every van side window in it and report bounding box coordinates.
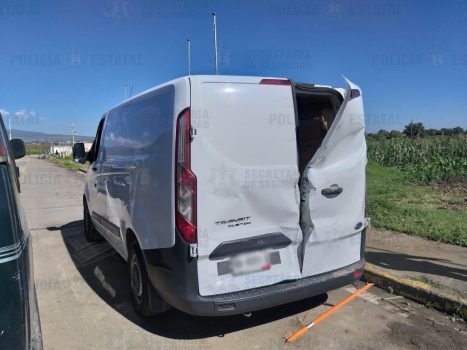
[88,117,106,163]
[102,85,174,159]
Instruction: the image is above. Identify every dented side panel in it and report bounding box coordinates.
[301,79,367,277]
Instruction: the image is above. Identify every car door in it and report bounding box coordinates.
[99,109,129,256]
[0,117,41,350]
[86,117,106,226]
[191,77,303,296]
[300,78,368,277]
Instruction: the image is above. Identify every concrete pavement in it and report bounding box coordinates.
[366,229,467,317]
[18,156,467,349]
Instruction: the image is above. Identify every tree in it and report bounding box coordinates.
[440,128,452,136]
[389,130,404,138]
[403,122,425,138]
[376,129,390,139]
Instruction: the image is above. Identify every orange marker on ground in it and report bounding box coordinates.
[286,283,375,343]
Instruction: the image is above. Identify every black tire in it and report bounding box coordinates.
[83,198,101,242]
[128,240,170,318]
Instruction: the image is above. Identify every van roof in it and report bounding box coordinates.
[107,75,342,114]
[106,75,288,113]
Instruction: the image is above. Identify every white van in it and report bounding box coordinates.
[83,75,368,317]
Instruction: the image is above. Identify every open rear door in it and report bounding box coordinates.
[300,78,367,277]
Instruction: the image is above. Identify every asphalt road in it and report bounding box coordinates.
[17,156,466,350]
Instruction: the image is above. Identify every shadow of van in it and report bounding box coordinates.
[57,220,327,339]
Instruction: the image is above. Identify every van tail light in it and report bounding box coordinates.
[260,79,291,86]
[175,108,197,244]
[0,144,5,157]
[353,270,363,279]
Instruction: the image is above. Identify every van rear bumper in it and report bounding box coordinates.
[199,260,365,316]
[144,237,365,316]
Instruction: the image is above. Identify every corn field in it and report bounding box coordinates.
[367,136,467,182]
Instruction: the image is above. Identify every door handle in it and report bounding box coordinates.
[321,184,343,198]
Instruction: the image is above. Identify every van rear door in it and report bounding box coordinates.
[300,79,367,277]
[190,77,302,296]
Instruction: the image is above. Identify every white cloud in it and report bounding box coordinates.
[0,109,10,117]
[15,109,37,120]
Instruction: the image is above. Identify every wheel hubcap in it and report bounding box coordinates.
[130,255,143,301]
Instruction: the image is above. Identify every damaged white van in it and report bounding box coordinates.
[83,75,368,317]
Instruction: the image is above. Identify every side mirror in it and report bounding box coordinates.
[86,149,94,163]
[73,142,85,162]
[10,139,26,159]
[78,153,87,164]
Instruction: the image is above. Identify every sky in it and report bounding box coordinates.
[0,0,466,137]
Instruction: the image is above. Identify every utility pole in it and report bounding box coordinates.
[71,121,77,146]
[187,38,191,75]
[212,12,219,75]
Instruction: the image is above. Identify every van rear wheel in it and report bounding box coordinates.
[83,199,101,242]
[128,240,170,318]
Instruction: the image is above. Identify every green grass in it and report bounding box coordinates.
[367,162,467,247]
[25,143,49,155]
[49,155,87,172]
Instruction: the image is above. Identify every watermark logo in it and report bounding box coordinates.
[208,163,240,196]
[141,0,208,20]
[9,52,144,67]
[0,0,41,16]
[191,108,209,129]
[372,53,467,67]
[105,0,130,23]
[244,49,312,71]
[269,113,295,126]
[10,53,61,67]
[267,0,320,16]
[208,163,297,193]
[327,2,401,16]
[267,1,400,17]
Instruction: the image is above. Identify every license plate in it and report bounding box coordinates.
[230,250,271,276]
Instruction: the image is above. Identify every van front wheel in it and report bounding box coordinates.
[128,241,170,318]
[83,200,101,242]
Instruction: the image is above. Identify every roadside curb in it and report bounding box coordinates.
[363,263,466,319]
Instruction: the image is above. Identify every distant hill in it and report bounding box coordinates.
[10,129,94,144]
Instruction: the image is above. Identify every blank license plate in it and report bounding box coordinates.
[230,250,271,276]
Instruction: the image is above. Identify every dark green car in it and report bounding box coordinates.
[0,115,42,350]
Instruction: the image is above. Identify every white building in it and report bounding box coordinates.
[49,145,72,157]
